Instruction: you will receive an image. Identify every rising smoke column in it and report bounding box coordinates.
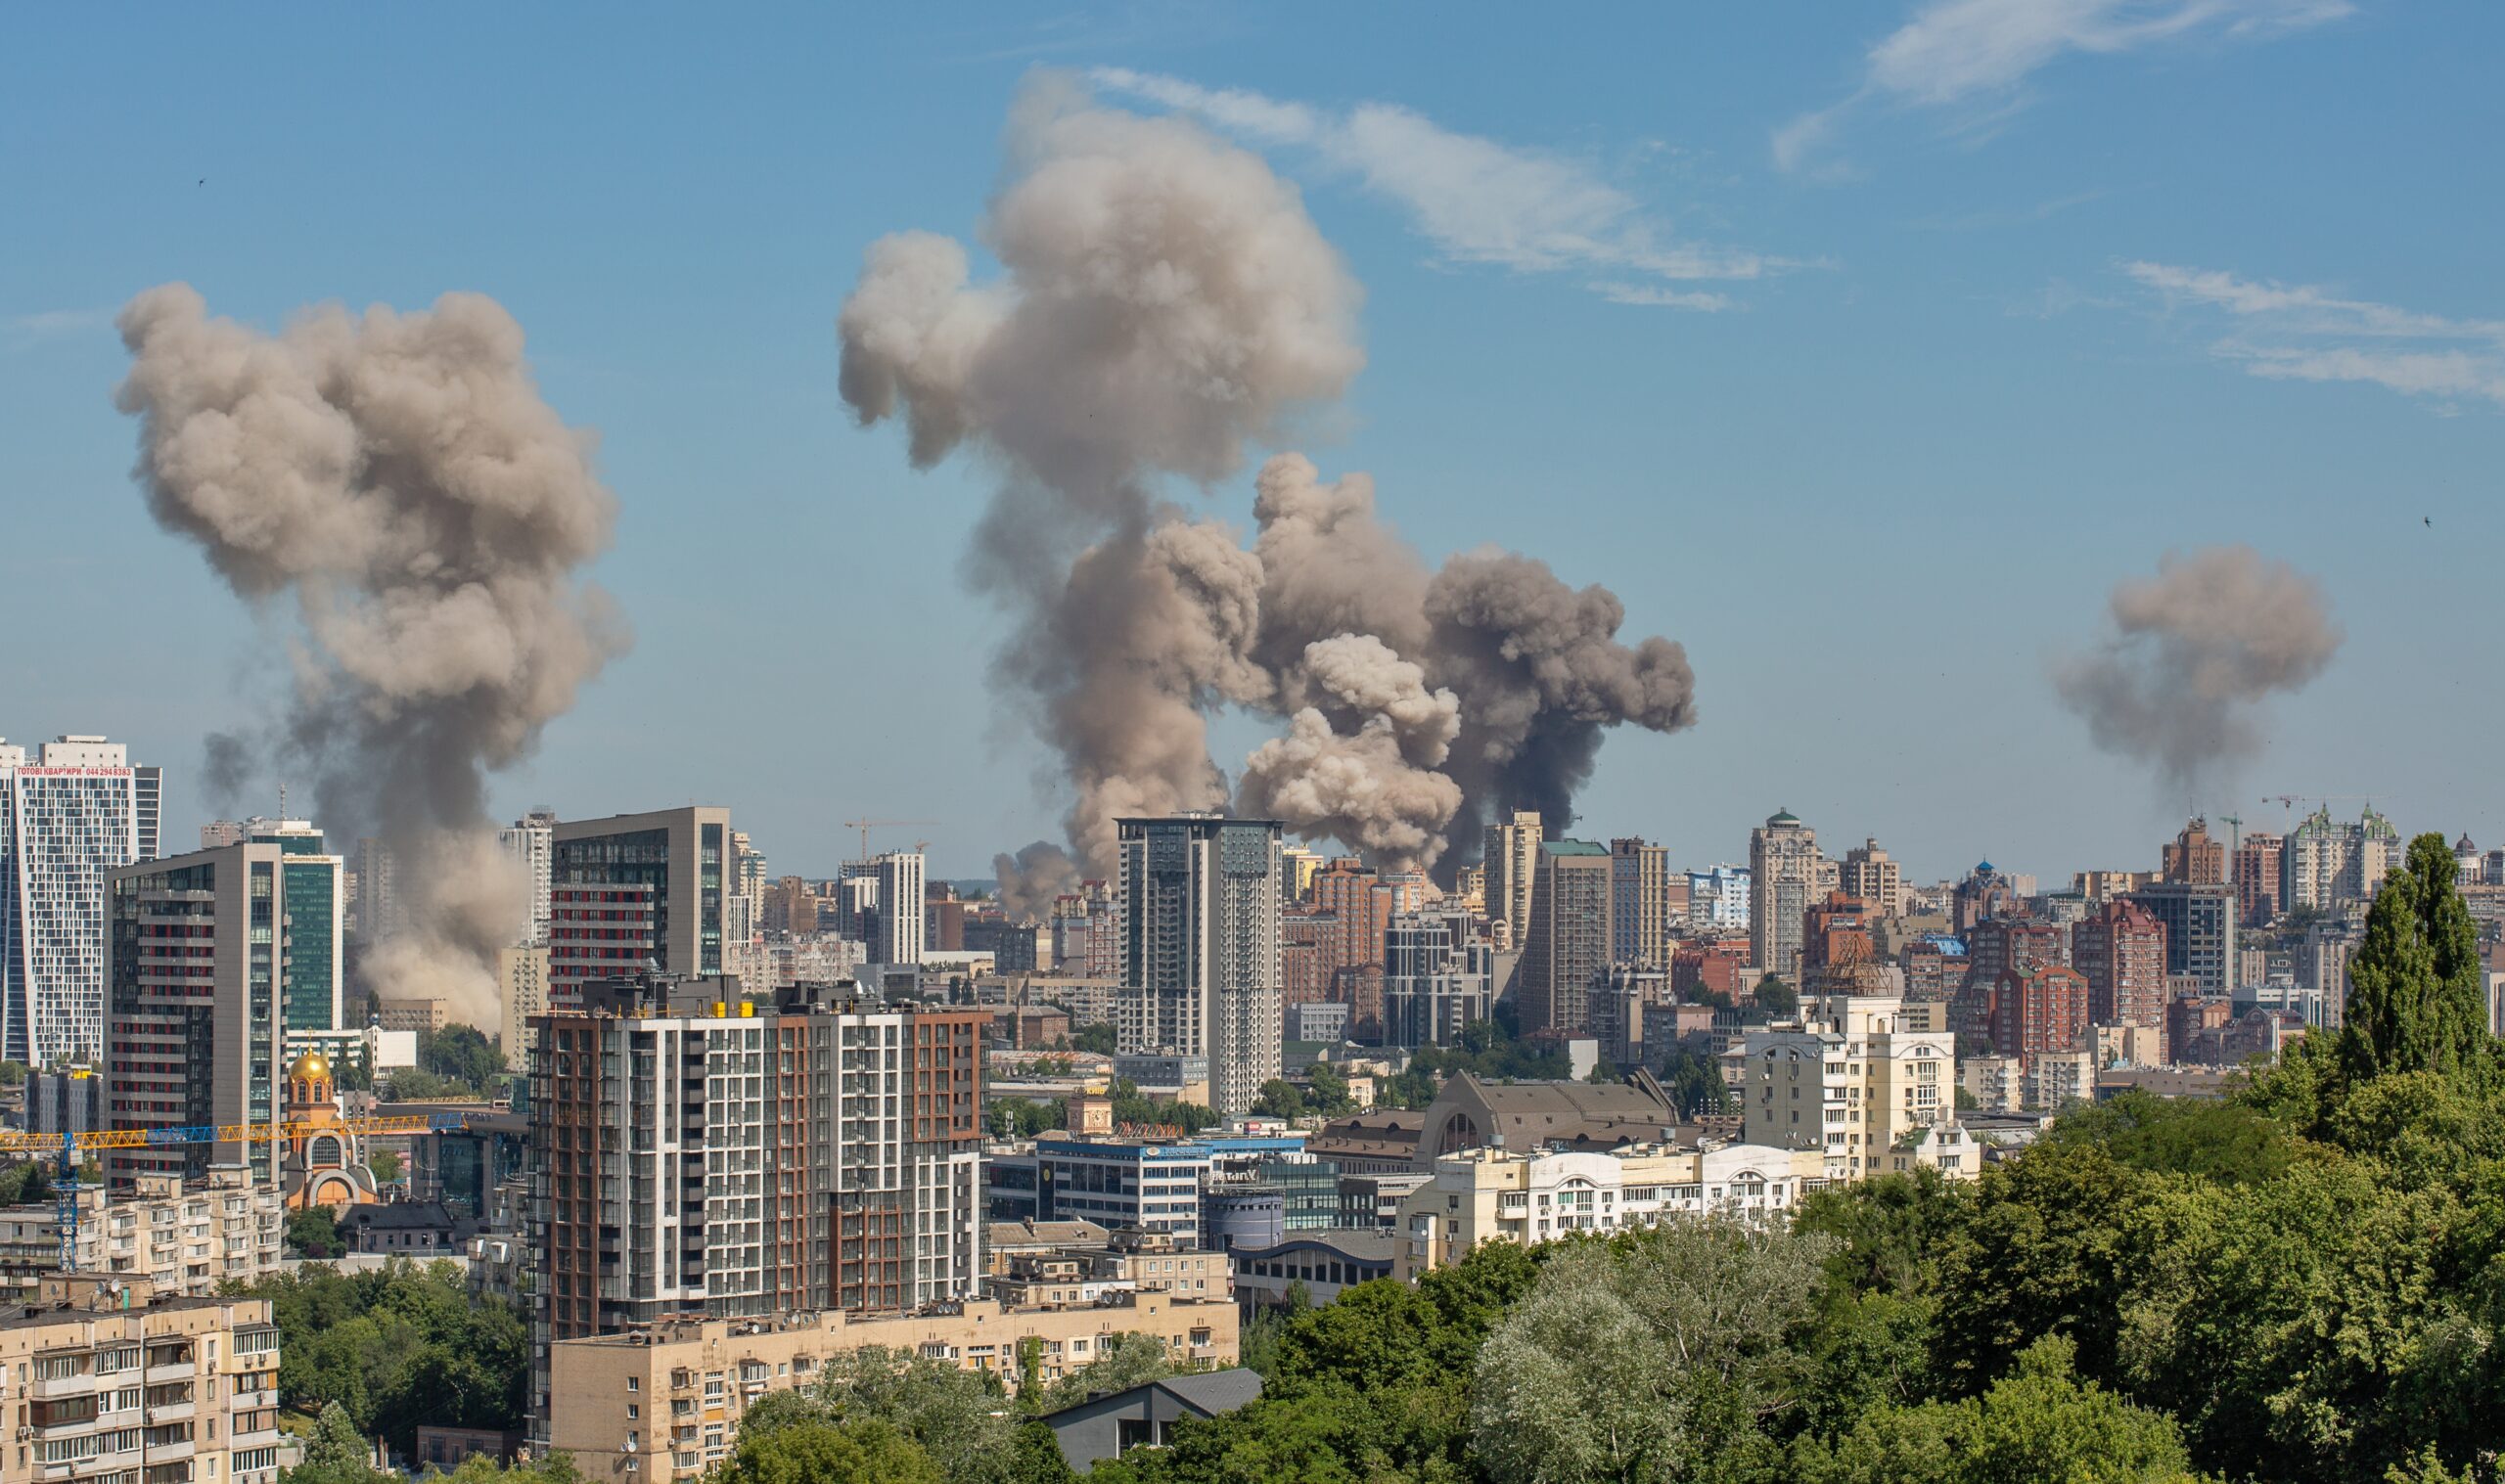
[842,76,1701,892]
[839,74,1364,883]
[2053,545,2342,798]
[1242,453,1698,877]
[115,283,627,1027]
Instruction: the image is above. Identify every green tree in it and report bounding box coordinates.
[1470,1220,1836,1482]
[1755,974,1799,1014]
[717,1418,941,1484]
[0,1159,54,1206]
[287,1205,342,1258]
[1303,1061,1354,1114]
[1799,1335,2198,1484]
[757,1344,1018,1484]
[1037,1331,1194,1413]
[1252,1078,1307,1119]
[418,1024,506,1089]
[1007,1419,1080,1484]
[0,1060,26,1087]
[1659,1046,1735,1117]
[2339,833,2491,1084]
[1070,1022,1117,1056]
[282,1400,387,1484]
[369,1149,402,1184]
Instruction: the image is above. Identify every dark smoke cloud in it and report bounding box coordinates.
[200,732,255,815]
[116,283,627,1026]
[841,77,1699,880]
[2053,545,2341,799]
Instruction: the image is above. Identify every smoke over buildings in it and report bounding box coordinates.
[115,283,627,1028]
[841,75,1697,895]
[2054,545,2342,800]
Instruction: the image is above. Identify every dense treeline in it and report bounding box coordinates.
[240,1259,527,1458]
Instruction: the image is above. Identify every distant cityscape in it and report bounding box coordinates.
[2,722,2493,1471]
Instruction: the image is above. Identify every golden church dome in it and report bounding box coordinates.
[288,1050,332,1082]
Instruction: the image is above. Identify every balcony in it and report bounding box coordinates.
[145,1362,194,1385]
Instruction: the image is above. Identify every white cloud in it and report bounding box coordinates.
[1092,67,1779,305]
[1778,0,2350,173]
[4,307,111,350]
[2122,260,2505,410]
[1591,284,1734,312]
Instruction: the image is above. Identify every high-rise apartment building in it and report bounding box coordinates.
[1519,840,1611,1036]
[1608,838,1673,967]
[547,882,658,1007]
[553,807,734,980]
[1989,964,2090,1063]
[1115,815,1284,1117]
[500,943,551,1070]
[104,842,293,1186]
[872,849,926,966]
[2281,806,2400,912]
[217,819,344,1033]
[1383,907,1494,1048]
[499,808,560,946]
[2161,819,2228,884]
[1,735,159,1064]
[527,977,984,1433]
[1685,865,1751,929]
[2128,881,2239,998]
[1750,810,1835,983]
[2233,832,2284,926]
[1840,838,1904,918]
[1280,845,1324,906]
[1481,810,1544,950]
[2072,899,2168,1047]
[1740,997,1963,1181]
[351,835,399,942]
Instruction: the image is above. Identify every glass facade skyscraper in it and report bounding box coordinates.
[1,735,156,1065]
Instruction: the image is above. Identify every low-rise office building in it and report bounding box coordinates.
[1395,1141,1829,1280]
[545,1293,1238,1479]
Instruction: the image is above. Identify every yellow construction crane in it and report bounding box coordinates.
[842,818,934,864]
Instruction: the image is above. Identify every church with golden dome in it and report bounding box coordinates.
[281,1050,385,1211]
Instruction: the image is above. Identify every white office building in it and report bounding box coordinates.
[499,808,559,946]
[1,735,160,1065]
[1116,815,1285,1117]
[873,849,926,966]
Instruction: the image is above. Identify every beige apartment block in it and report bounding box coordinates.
[0,1169,281,1301]
[0,1286,282,1484]
[546,1293,1238,1479]
[1739,995,1972,1182]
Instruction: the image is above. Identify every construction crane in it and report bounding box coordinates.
[5,1111,480,1270]
[842,818,934,864]
[2263,793,2375,832]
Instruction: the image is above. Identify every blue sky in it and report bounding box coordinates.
[5,2,2500,884]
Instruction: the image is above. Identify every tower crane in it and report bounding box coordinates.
[842,818,935,864]
[3,1111,482,1271]
[2263,793,2375,832]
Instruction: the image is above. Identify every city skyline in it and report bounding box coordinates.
[8,6,2504,887]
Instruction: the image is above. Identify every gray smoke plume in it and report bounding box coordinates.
[2054,545,2342,798]
[1421,551,1700,869]
[992,839,1085,922]
[839,74,1362,874]
[1239,457,1698,873]
[116,283,627,1029]
[200,731,254,814]
[842,77,1699,880]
